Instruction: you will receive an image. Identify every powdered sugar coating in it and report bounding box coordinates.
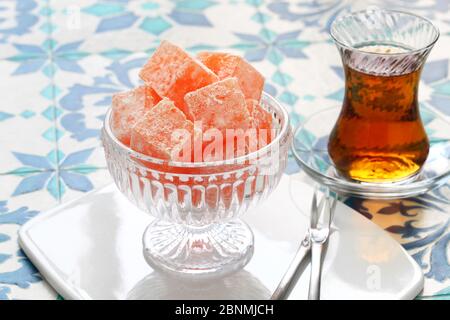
[246,99,272,131]
[184,77,251,134]
[111,86,160,145]
[197,52,265,101]
[139,41,218,118]
[130,99,199,161]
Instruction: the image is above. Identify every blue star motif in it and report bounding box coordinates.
[8,40,86,76]
[234,29,310,65]
[10,148,98,200]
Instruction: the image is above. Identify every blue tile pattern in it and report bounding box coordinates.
[0,0,449,299]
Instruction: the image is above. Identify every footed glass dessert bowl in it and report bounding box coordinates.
[102,92,291,277]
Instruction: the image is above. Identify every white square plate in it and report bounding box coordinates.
[18,174,423,300]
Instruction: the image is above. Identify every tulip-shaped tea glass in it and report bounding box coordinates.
[102,93,291,277]
[328,9,439,183]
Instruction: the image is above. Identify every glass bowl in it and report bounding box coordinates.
[292,106,450,199]
[102,92,291,277]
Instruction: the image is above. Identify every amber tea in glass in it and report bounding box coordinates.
[329,10,439,183]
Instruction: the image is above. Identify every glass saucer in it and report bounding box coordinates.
[292,106,450,199]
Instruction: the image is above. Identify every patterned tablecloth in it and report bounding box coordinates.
[0,0,449,300]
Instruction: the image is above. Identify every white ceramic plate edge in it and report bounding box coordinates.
[18,187,115,300]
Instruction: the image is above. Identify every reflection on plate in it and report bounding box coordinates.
[127,270,270,300]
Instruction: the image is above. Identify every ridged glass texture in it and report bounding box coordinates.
[331,9,439,76]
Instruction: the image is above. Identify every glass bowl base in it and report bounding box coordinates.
[142,219,254,279]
